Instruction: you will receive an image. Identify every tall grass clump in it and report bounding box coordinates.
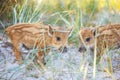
[12,0,45,24]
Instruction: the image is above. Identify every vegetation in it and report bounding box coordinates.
[1,0,120,43]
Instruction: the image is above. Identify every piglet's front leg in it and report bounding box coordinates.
[13,47,23,64]
[37,51,46,69]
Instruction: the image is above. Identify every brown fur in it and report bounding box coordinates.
[5,23,70,64]
[79,24,120,63]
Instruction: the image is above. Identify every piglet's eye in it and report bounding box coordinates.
[86,37,91,42]
[56,37,61,41]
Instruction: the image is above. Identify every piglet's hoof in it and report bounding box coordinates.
[18,60,23,64]
[37,60,46,70]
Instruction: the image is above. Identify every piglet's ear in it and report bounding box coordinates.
[91,28,96,36]
[48,25,53,37]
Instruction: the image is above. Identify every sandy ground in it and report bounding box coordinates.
[0,41,120,80]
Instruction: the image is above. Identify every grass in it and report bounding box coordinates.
[0,0,120,80]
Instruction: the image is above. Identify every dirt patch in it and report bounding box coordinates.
[0,41,120,80]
